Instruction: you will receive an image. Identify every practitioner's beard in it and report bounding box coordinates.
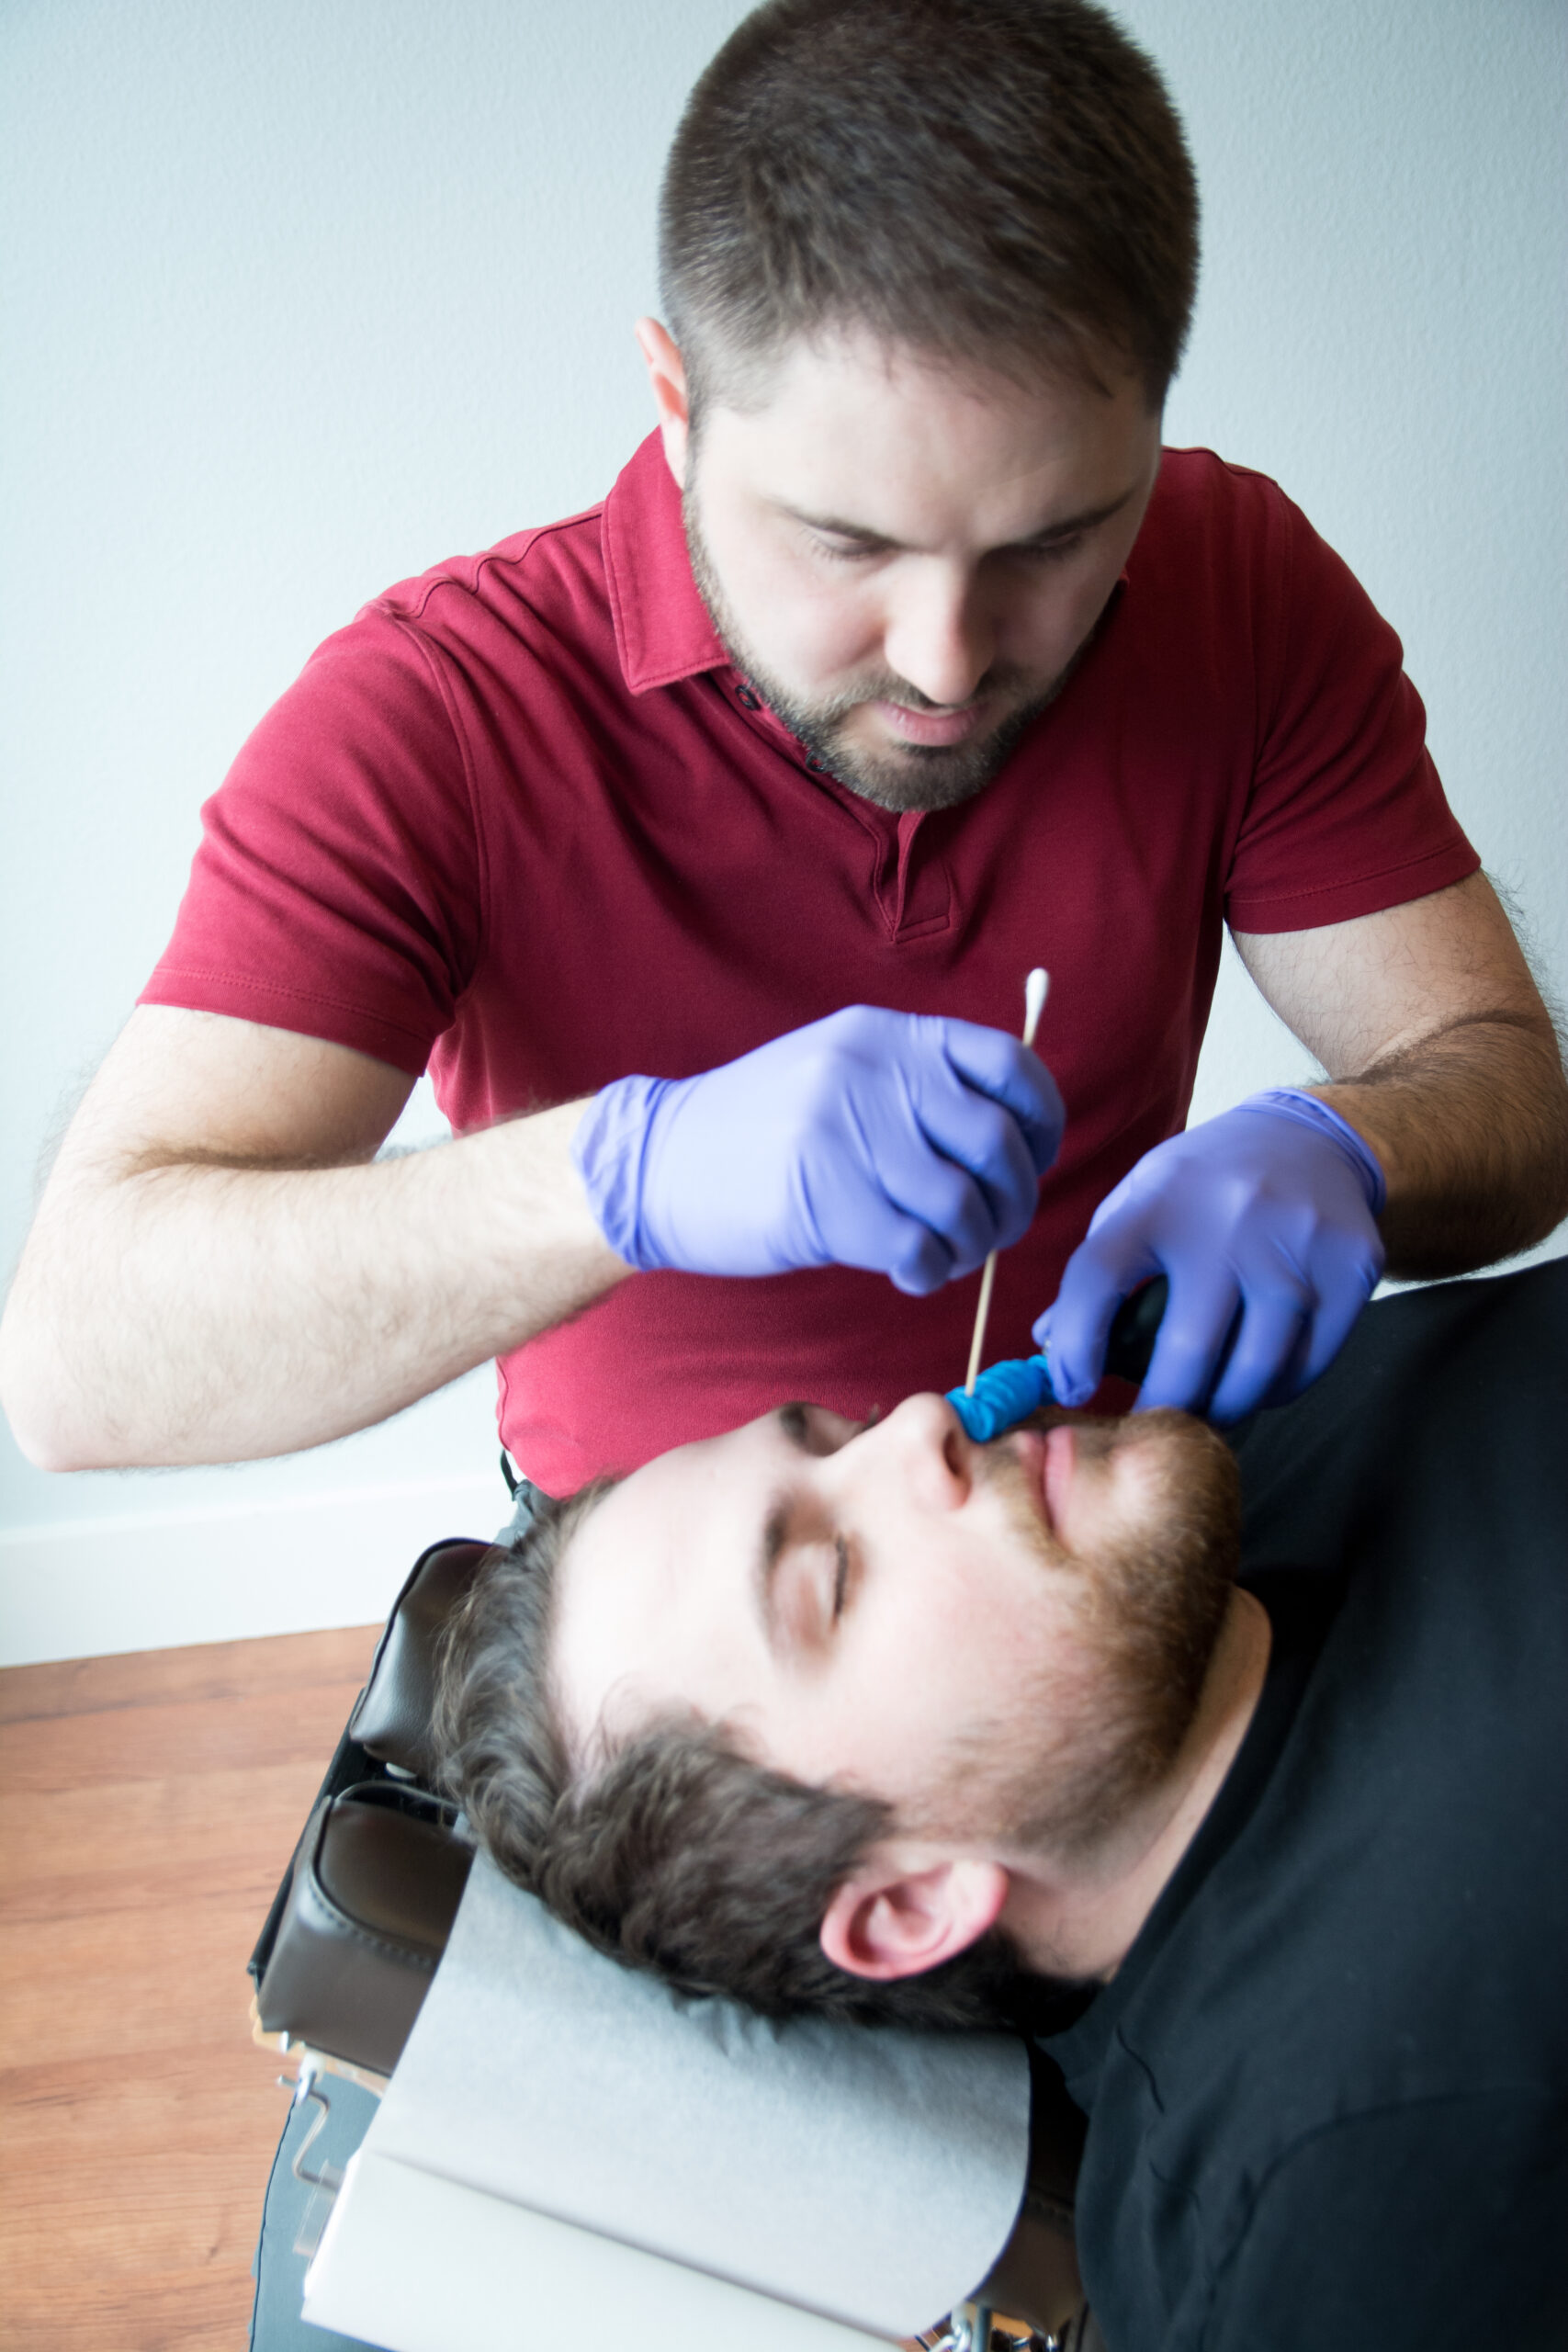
[682,492,1078,814]
[939,1410,1242,1863]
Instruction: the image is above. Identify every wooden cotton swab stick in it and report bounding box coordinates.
[964,967,1049,1395]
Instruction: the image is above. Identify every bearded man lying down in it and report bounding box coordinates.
[434,1264,1568,2352]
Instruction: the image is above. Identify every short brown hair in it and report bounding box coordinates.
[660,0,1199,410]
[433,1486,1038,2028]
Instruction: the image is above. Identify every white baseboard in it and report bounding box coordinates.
[0,1475,508,1667]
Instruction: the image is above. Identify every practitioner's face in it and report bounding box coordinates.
[650,323,1160,814]
[551,1396,1238,1846]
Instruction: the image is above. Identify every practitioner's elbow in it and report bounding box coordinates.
[0,1295,123,1472]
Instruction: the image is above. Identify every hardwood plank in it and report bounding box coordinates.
[0,1678,367,1797]
[0,1763,322,1917]
[0,2266,264,2352]
[0,1623,380,1725]
[4,1900,276,2056]
[0,1623,377,2352]
[1,2046,282,2259]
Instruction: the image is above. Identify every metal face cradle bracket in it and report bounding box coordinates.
[276,2051,348,2261]
[920,2300,1068,2352]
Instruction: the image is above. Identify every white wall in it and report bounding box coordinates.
[3,0,1563,1663]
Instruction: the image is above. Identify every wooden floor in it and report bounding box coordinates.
[0,1624,379,2351]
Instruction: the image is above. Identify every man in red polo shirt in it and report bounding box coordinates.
[2,0,1564,1507]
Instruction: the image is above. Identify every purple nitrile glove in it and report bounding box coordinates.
[1036,1089,1386,1421]
[572,1005,1064,1296]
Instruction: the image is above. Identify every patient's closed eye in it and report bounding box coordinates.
[831,1533,851,1623]
[775,1531,853,1653]
[758,1409,863,1659]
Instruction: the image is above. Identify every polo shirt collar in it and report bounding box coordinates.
[604,431,728,694]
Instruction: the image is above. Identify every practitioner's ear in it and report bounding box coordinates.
[635,318,691,487]
[819,1851,1010,1983]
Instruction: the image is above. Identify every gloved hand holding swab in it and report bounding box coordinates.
[572,1002,1064,1294]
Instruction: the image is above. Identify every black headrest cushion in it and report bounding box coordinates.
[348,1537,491,1781]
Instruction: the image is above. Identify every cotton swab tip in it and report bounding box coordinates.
[1022,967,1049,1046]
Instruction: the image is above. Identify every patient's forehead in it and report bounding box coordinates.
[551,1414,790,1753]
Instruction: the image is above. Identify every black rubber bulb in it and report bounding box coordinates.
[1102,1275,1170,1385]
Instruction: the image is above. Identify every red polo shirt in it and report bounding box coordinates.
[142,434,1476,1489]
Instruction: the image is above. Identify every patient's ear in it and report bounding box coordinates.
[818,1851,1010,1983]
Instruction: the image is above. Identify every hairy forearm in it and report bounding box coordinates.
[1315,1012,1568,1280]
[0,1102,629,1469]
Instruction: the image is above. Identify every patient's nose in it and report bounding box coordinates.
[874,1393,973,1511]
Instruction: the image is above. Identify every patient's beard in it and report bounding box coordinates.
[944,1412,1242,1865]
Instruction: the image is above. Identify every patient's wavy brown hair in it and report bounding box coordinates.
[432,1484,1045,2030]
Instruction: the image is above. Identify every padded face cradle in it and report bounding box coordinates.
[347,1538,491,1780]
[256,1784,474,2076]
[313,1783,474,1948]
[251,1536,491,2072]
